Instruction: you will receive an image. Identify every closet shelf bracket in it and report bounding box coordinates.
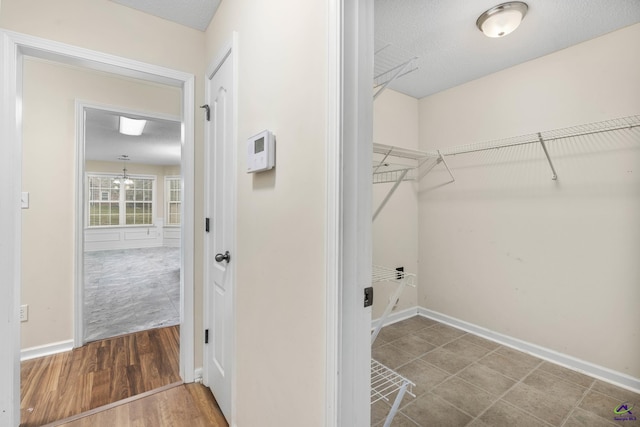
[437,150,455,183]
[373,167,409,221]
[371,265,416,344]
[373,143,442,221]
[537,133,558,180]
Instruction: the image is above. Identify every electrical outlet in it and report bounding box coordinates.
[20,304,28,322]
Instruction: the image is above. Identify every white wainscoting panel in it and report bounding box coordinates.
[163,227,181,247]
[85,224,162,251]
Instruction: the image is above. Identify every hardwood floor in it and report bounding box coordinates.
[21,326,181,426]
[54,383,228,427]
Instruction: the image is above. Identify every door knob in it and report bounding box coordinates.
[215,251,231,263]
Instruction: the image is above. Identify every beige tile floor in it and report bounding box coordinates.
[371,316,640,427]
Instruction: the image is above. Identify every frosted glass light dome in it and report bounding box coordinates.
[477,2,528,38]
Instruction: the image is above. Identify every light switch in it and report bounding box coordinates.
[21,192,29,209]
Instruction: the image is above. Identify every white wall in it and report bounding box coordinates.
[372,89,419,320]
[418,24,640,379]
[205,0,328,424]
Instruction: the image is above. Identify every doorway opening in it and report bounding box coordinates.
[0,30,196,427]
[79,105,182,344]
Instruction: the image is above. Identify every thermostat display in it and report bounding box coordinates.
[247,130,275,173]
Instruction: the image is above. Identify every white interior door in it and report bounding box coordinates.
[204,47,235,422]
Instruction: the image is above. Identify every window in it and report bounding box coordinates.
[125,178,153,225]
[88,174,155,227]
[165,176,181,226]
[88,176,120,226]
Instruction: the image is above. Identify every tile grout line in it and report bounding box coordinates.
[395,338,505,425]
[374,317,640,427]
[399,346,546,427]
[376,326,474,423]
[558,380,596,427]
[465,359,558,427]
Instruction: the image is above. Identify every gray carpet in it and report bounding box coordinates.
[83,246,180,342]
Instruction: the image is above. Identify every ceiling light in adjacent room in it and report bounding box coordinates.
[119,116,147,136]
[113,155,133,186]
[476,2,528,38]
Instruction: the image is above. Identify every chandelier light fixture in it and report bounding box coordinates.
[113,155,134,186]
[476,2,528,38]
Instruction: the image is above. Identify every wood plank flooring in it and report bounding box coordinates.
[21,326,181,427]
[54,383,228,427]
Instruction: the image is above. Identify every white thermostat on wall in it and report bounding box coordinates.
[247,130,275,173]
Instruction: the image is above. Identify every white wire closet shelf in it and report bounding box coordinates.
[439,115,640,157]
[371,265,416,345]
[437,114,640,181]
[372,114,640,191]
[374,39,419,100]
[372,264,416,286]
[372,142,453,220]
[371,358,416,427]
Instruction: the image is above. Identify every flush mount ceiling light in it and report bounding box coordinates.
[119,116,147,136]
[476,2,528,38]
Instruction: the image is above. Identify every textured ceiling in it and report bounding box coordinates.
[85,108,181,166]
[107,0,640,99]
[109,0,220,31]
[375,0,640,99]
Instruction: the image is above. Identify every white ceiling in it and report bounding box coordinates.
[376,0,640,98]
[109,0,220,31]
[85,108,181,166]
[109,0,640,99]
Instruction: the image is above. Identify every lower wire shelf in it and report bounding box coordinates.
[371,358,416,427]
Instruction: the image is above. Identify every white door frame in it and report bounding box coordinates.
[325,1,374,426]
[0,30,196,426]
[203,33,238,424]
[74,101,182,347]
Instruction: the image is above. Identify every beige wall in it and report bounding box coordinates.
[205,0,328,424]
[20,58,181,349]
[418,24,640,378]
[372,89,419,319]
[2,0,205,365]
[0,0,203,69]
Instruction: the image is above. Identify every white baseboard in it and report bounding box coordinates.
[21,339,73,361]
[417,307,640,394]
[194,367,203,383]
